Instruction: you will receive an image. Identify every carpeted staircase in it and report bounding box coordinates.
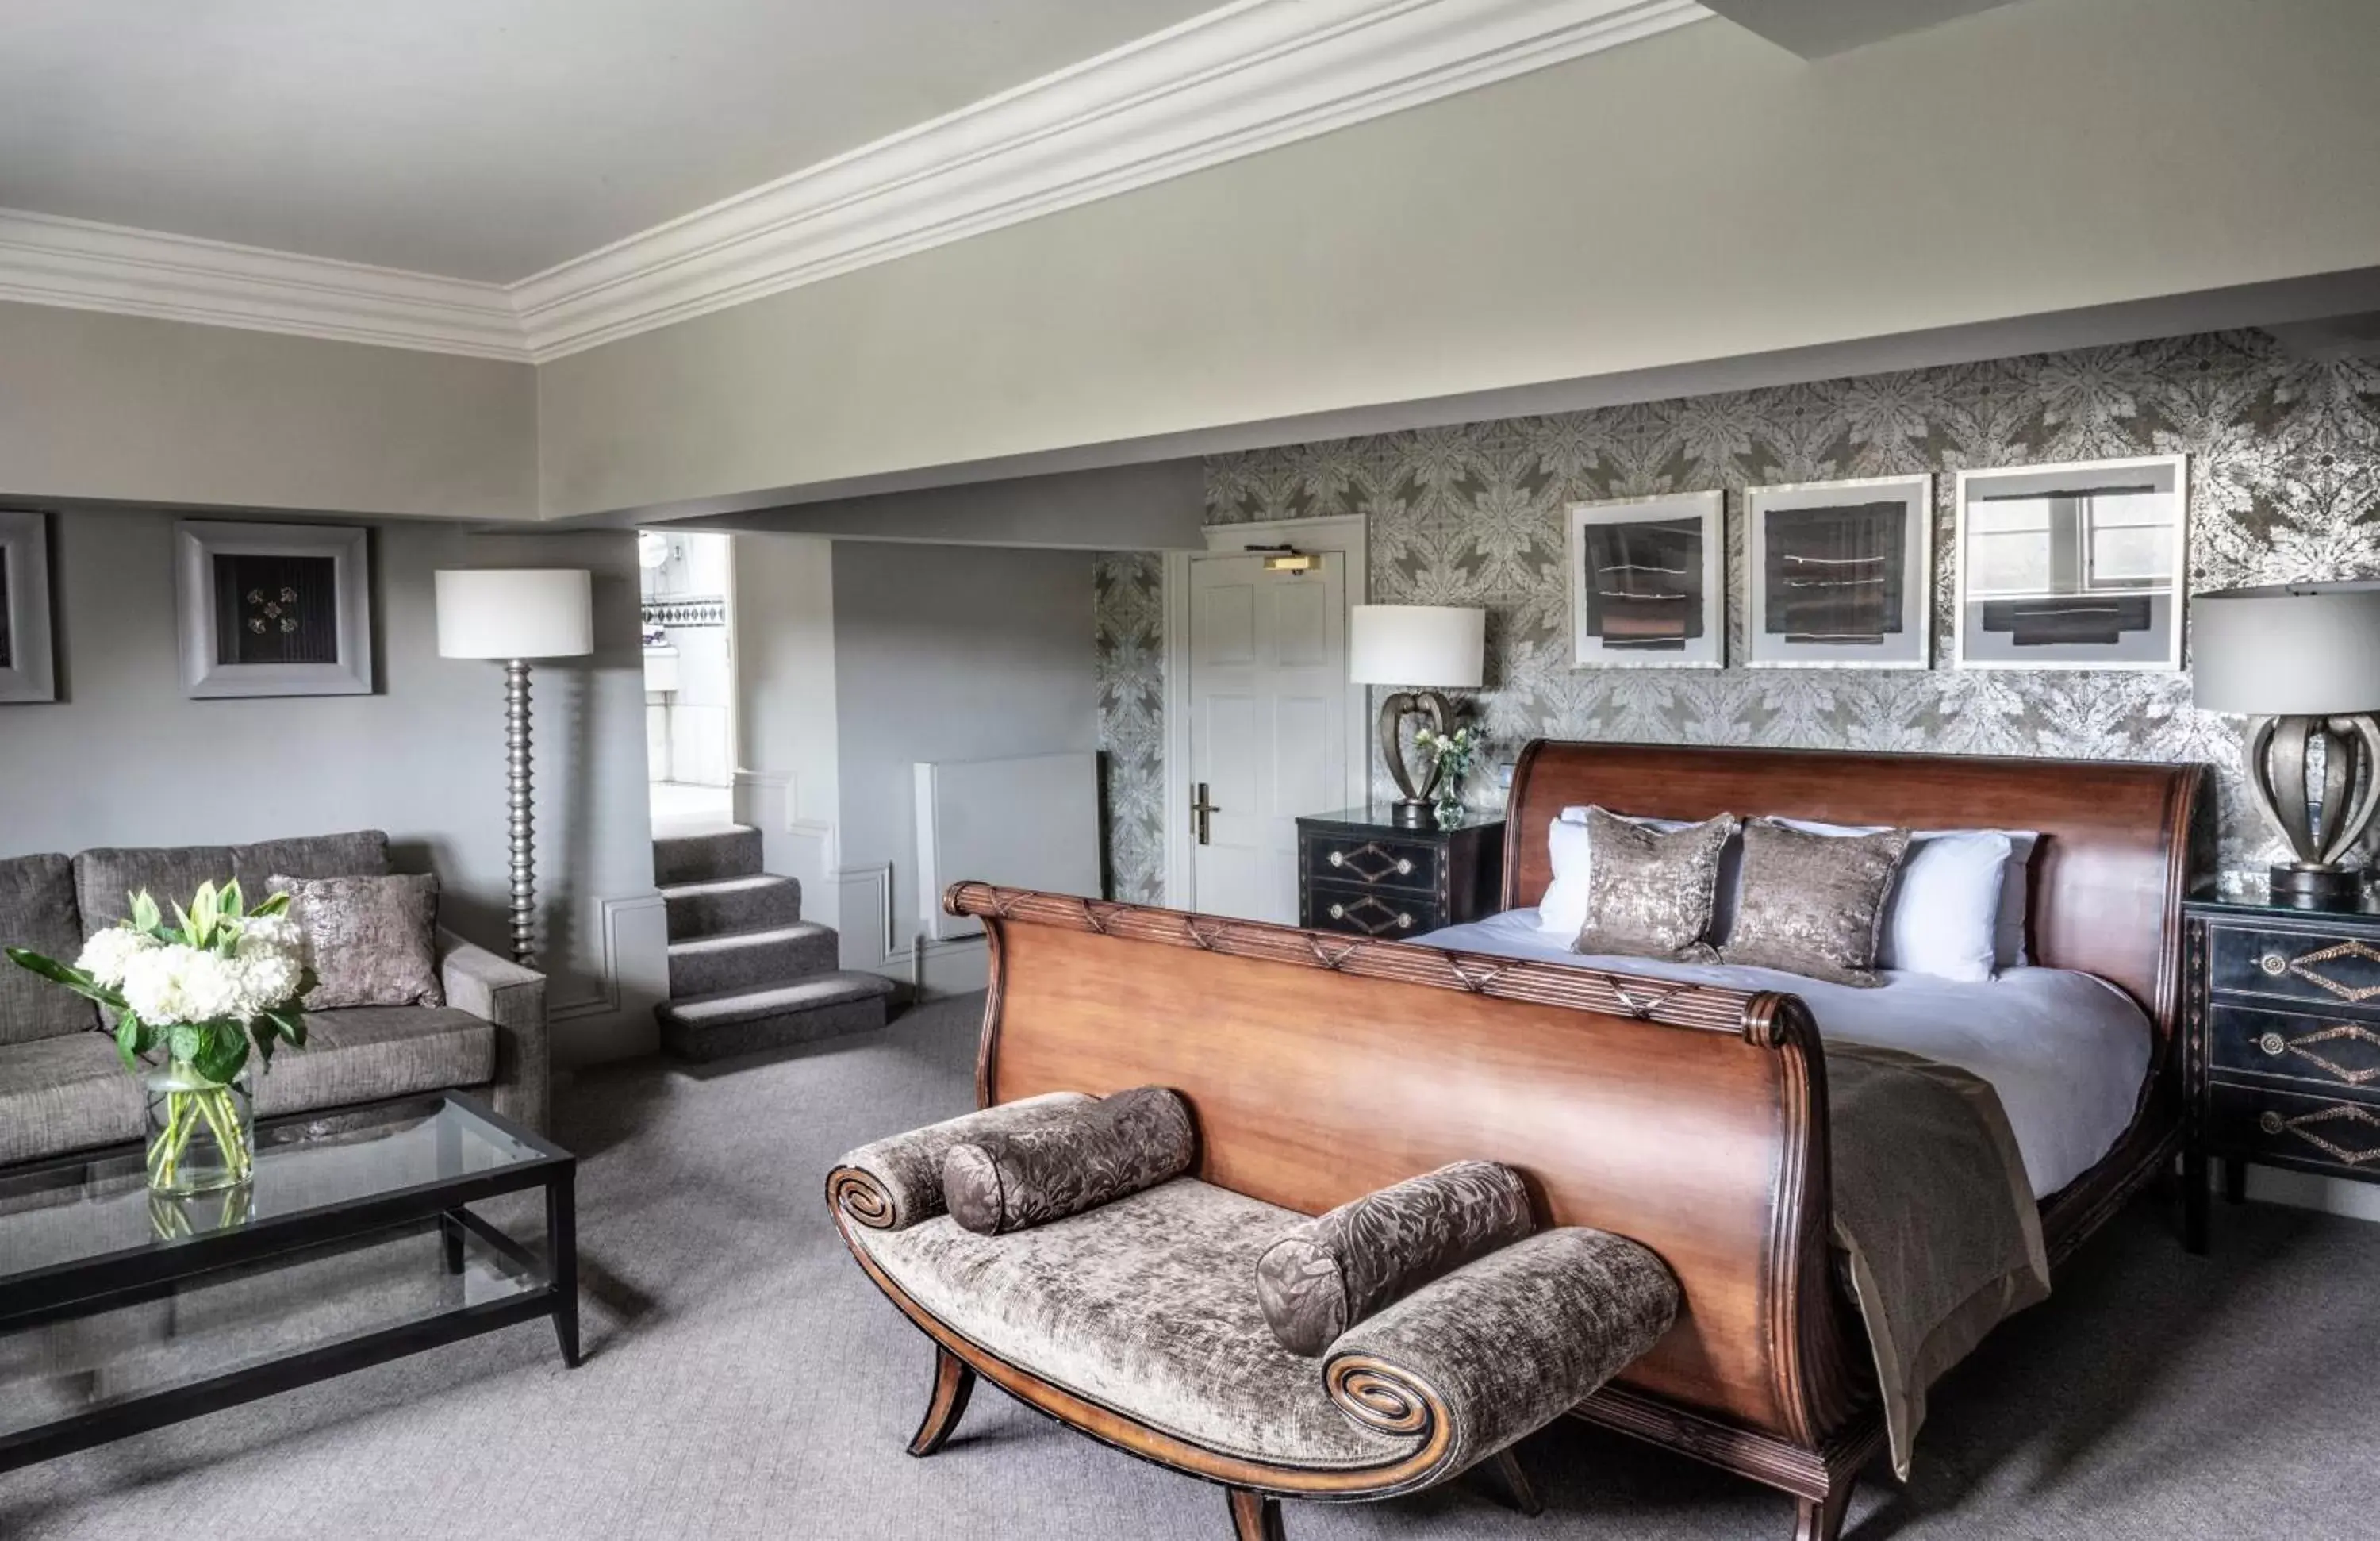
[651,823,895,1060]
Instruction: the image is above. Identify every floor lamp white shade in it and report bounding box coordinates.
[435,569,596,966]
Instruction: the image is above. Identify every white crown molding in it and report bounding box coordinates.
[0,208,528,360]
[511,0,1709,360]
[0,0,1708,366]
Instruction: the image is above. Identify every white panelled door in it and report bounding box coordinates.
[1187,552,1347,924]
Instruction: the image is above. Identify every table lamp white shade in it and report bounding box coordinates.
[2194,582,2380,717]
[435,569,594,660]
[1349,605,1485,688]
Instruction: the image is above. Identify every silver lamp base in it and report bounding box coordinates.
[1376,690,1453,826]
[2244,713,2380,912]
[503,659,540,966]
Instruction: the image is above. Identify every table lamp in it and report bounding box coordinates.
[2193,581,2380,909]
[436,569,595,964]
[1349,605,1485,828]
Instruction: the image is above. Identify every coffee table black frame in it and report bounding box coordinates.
[0,1090,576,1472]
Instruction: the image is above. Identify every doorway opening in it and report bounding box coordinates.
[640,530,736,830]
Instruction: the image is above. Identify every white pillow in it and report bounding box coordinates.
[1537,810,1689,938]
[1773,819,2026,982]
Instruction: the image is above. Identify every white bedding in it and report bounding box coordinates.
[1413,908,2151,1199]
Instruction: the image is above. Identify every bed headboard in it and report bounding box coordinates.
[1502,740,2208,1034]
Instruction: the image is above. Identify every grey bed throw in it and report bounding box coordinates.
[1829,1041,2051,1478]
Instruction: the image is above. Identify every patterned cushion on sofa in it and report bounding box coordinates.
[0,853,97,1044]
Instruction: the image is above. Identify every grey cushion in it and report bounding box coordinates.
[0,1034,143,1164]
[1256,1160,1534,1357]
[1573,809,1739,962]
[73,845,236,938]
[251,1005,495,1118]
[944,1086,1195,1235]
[1722,818,1911,988]
[852,1178,1414,1469]
[231,831,390,886]
[271,874,444,1009]
[833,1093,1096,1231]
[0,853,97,1045]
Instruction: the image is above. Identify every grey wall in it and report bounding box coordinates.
[0,508,662,1065]
[831,542,1099,944]
[0,302,538,520]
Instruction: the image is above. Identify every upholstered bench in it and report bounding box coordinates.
[830,1094,1679,1539]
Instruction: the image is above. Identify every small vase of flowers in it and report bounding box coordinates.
[8,881,311,1196]
[1412,724,1483,828]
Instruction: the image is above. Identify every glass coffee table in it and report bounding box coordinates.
[0,1091,576,1471]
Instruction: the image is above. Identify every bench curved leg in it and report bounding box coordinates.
[1794,1481,1853,1541]
[1481,1448,1544,1516]
[1225,1487,1285,1540]
[908,1345,976,1458]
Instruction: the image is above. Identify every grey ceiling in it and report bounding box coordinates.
[0,0,1220,282]
[1697,0,2031,57]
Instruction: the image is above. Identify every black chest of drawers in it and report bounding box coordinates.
[2185,894,2380,1248]
[1294,809,1505,940]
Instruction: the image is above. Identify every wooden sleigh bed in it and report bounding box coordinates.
[892,742,2209,1539]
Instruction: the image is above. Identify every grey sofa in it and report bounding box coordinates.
[0,830,547,1170]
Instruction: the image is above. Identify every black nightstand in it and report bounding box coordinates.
[2184,890,2380,1251]
[1294,808,1505,940]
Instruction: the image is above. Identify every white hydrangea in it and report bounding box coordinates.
[117,930,308,1026]
[234,913,304,960]
[76,926,163,989]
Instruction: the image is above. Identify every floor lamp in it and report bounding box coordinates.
[436,569,595,966]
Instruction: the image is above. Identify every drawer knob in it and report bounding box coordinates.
[2260,952,2290,977]
[2260,1111,2286,1135]
[2259,1032,2287,1055]
[1327,851,1344,867]
[1395,857,1414,875]
[1396,912,1414,930]
[1327,903,1345,920]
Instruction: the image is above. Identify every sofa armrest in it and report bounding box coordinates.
[438,928,548,1136]
[1322,1228,1678,1479]
[827,1093,1096,1232]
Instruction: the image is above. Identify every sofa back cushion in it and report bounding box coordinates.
[0,853,98,1043]
[73,846,236,939]
[232,831,390,887]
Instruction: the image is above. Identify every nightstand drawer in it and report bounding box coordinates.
[2206,1082,2380,1177]
[2207,1002,2380,1093]
[1306,881,1437,939]
[1302,835,1439,894]
[2206,922,2380,1010]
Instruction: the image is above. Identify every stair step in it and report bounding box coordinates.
[667,921,841,997]
[653,823,764,886]
[660,874,802,940]
[655,971,897,1061]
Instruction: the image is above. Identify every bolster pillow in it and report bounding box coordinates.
[1256,1159,1535,1357]
[829,1093,1096,1231]
[942,1086,1196,1235]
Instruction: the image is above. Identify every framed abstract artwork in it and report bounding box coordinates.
[0,509,57,704]
[1953,455,2186,670]
[1567,490,1724,668]
[1745,474,1933,669]
[174,521,374,697]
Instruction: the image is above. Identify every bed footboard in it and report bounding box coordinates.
[945,882,1876,1493]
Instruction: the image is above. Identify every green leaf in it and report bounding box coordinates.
[167,1022,203,1065]
[268,1005,309,1049]
[190,1022,248,1085]
[219,877,244,919]
[190,881,219,947]
[4,948,129,1013]
[113,1014,143,1071]
[168,899,194,946]
[250,892,291,919]
[129,891,162,934]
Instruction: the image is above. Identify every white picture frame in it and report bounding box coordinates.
[175,520,374,697]
[1567,490,1724,668]
[1745,474,1933,669]
[1953,455,2187,671]
[0,509,57,705]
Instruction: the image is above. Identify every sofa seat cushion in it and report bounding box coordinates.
[0,1035,142,1165]
[251,1007,495,1118]
[849,1178,1412,1470]
[1,853,97,1045]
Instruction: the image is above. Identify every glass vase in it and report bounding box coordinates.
[144,1057,255,1197]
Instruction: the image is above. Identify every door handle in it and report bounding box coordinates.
[1191,782,1222,845]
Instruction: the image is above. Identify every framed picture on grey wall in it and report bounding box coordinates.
[1953,455,2186,670]
[0,509,57,704]
[175,521,374,697]
[1568,490,1724,668]
[1745,474,1933,669]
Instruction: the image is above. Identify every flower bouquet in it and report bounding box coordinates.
[1411,724,1483,828]
[8,880,311,1195]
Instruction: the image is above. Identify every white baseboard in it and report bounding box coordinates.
[2240,1166,2380,1224]
[548,892,670,1066]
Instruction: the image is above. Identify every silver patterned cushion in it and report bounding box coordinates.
[1254,1159,1536,1357]
[1721,818,1911,987]
[270,874,444,1010]
[942,1086,1196,1235]
[1572,808,1739,962]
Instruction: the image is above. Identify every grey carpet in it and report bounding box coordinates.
[6,991,2378,1540]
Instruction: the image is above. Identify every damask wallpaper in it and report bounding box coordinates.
[1095,331,2380,906]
